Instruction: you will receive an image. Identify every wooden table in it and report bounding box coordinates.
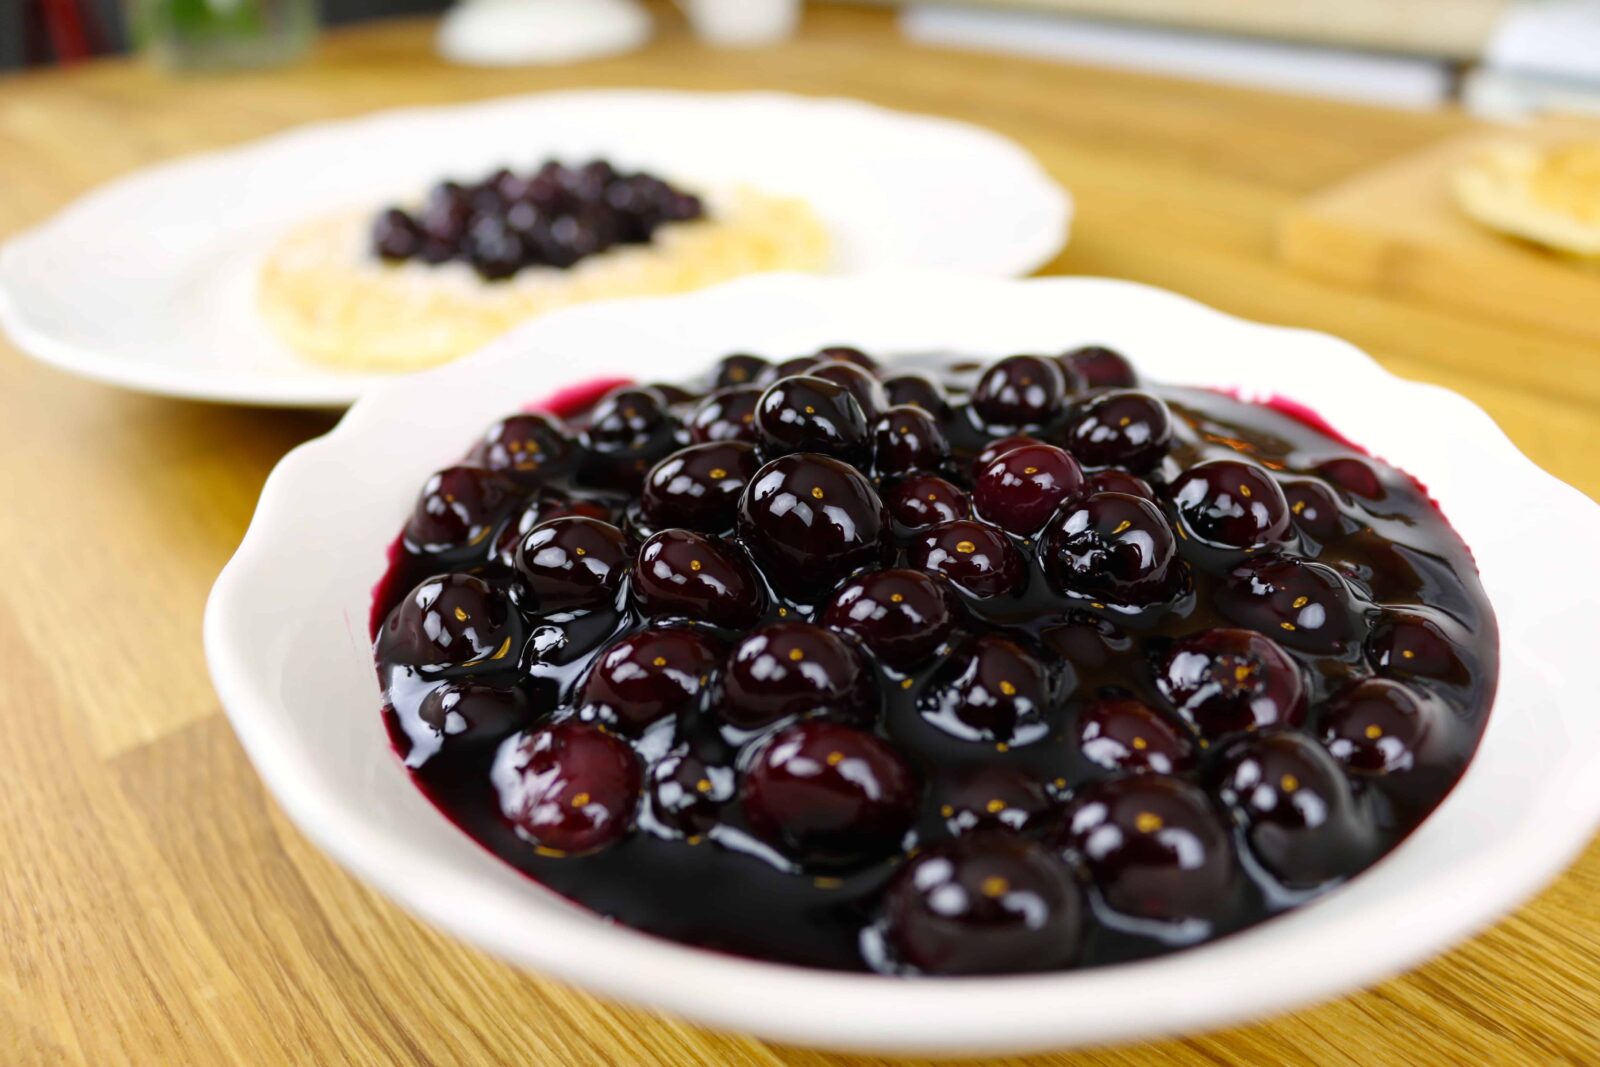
[3,8,1597,1064]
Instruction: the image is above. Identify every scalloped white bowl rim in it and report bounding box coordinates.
[205,272,1600,1055]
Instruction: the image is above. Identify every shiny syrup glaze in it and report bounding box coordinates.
[372,350,1497,974]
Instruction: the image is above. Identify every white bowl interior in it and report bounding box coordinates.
[206,273,1600,1055]
[0,90,1067,407]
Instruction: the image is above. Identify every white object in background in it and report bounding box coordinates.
[1465,0,1600,119]
[436,0,651,67]
[205,271,1600,1055]
[901,7,1452,111]
[0,91,1069,407]
[677,0,799,46]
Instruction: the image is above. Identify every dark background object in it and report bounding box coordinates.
[0,0,453,68]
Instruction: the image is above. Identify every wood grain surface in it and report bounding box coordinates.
[1,7,1596,1064]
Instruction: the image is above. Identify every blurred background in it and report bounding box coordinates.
[7,0,1600,120]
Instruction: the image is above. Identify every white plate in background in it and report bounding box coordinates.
[205,272,1600,1055]
[0,90,1068,408]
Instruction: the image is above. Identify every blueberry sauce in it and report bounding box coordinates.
[373,160,706,282]
[371,345,1498,975]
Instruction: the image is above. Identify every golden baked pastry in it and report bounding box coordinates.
[1451,140,1600,261]
[259,187,830,371]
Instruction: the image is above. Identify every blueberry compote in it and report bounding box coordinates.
[373,344,1497,976]
[372,159,705,281]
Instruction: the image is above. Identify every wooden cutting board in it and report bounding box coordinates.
[1277,117,1600,347]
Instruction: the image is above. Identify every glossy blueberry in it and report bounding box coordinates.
[720,622,875,729]
[1170,459,1292,550]
[474,412,577,485]
[378,573,522,670]
[911,519,1025,599]
[736,453,890,596]
[515,516,631,611]
[640,441,760,533]
[971,355,1069,431]
[936,764,1059,835]
[1042,492,1178,604]
[1060,775,1237,924]
[871,405,950,476]
[649,750,735,836]
[578,627,720,734]
[1366,609,1471,685]
[1320,678,1444,776]
[1063,390,1173,471]
[972,433,1042,474]
[755,375,871,461]
[1060,345,1137,389]
[404,465,522,555]
[882,372,952,418]
[711,353,770,389]
[1076,696,1196,775]
[1215,554,1361,653]
[1155,628,1306,739]
[372,207,423,260]
[885,832,1083,975]
[632,529,765,628]
[883,474,970,531]
[1281,477,1350,542]
[688,386,762,444]
[1087,469,1156,501]
[493,723,641,855]
[407,680,529,761]
[821,568,958,668]
[1213,731,1378,888]
[973,442,1085,535]
[741,720,918,866]
[920,634,1054,746]
[809,361,888,419]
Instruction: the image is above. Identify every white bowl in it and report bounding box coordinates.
[0,90,1067,408]
[204,272,1600,1055]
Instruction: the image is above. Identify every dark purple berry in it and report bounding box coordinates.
[1155,628,1306,739]
[1321,678,1446,776]
[632,529,765,628]
[379,573,522,670]
[973,442,1085,535]
[821,569,958,668]
[755,375,871,461]
[493,723,641,855]
[1213,731,1378,888]
[920,634,1053,746]
[1282,476,1349,541]
[489,491,611,568]
[885,832,1082,975]
[465,215,526,281]
[578,627,719,734]
[640,441,760,533]
[1077,696,1195,775]
[1170,459,1292,550]
[372,208,422,260]
[972,433,1042,474]
[515,516,630,610]
[688,386,761,444]
[911,519,1025,599]
[406,680,528,760]
[871,405,950,476]
[1043,492,1177,604]
[882,372,952,418]
[1367,609,1470,685]
[1063,390,1173,471]
[809,361,888,418]
[720,622,875,729]
[420,181,472,243]
[649,751,735,836]
[812,344,877,371]
[883,474,970,530]
[741,720,917,865]
[1215,554,1361,653]
[971,355,1068,430]
[404,465,522,556]
[711,353,769,389]
[1315,457,1384,499]
[1061,345,1136,389]
[584,386,672,454]
[474,412,577,485]
[1061,775,1237,924]
[736,454,890,597]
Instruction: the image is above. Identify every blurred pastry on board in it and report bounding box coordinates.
[1451,140,1600,261]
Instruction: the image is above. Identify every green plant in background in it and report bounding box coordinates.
[130,0,318,69]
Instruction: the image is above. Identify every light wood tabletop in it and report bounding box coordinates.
[2,7,1597,1064]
